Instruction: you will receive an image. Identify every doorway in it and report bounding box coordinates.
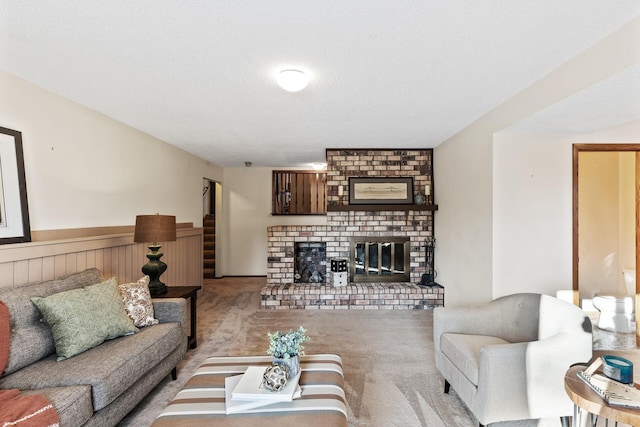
[203,178,219,279]
[573,144,640,345]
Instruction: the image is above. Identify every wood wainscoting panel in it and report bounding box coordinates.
[0,227,203,289]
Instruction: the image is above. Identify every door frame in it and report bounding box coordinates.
[573,143,640,345]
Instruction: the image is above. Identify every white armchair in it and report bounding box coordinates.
[433,293,592,427]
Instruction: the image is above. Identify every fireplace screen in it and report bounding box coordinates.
[350,237,410,282]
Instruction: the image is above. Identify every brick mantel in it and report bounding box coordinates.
[325,148,433,207]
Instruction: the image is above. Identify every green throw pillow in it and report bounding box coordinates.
[31,277,138,360]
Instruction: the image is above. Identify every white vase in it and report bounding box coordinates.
[273,354,300,376]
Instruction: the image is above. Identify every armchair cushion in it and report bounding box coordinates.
[440,334,509,385]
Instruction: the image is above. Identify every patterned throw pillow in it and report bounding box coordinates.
[118,276,159,328]
[31,277,138,361]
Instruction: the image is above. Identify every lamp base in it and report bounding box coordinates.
[148,281,167,296]
[142,244,168,296]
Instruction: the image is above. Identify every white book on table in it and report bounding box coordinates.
[230,366,301,403]
[224,375,289,414]
[231,366,301,401]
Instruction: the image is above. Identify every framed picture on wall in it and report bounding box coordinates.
[348,177,414,205]
[0,126,31,244]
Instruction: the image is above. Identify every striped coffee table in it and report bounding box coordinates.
[152,354,348,427]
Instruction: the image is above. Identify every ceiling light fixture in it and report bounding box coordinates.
[311,163,326,170]
[276,69,309,92]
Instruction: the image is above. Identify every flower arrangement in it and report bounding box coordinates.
[267,326,310,360]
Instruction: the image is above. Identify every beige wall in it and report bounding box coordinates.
[0,69,223,231]
[492,121,640,305]
[436,17,640,307]
[0,69,221,282]
[0,68,328,279]
[222,167,326,276]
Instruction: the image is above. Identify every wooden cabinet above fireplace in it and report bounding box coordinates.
[327,204,438,212]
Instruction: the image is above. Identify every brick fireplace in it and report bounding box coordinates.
[262,149,443,310]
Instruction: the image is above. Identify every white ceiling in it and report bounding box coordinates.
[1,1,639,167]
[503,64,640,135]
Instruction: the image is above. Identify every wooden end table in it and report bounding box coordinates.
[153,286,200,349]
[564,364,640,426]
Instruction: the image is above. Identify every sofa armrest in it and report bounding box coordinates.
[152,298,188,338]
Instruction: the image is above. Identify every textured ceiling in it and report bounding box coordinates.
[504,64,640,135]
[1,1,639,167]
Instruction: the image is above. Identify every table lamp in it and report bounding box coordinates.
[133,214,176,296]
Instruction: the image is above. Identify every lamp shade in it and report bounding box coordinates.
[134,215,176,243]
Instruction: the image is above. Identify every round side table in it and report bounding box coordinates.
[564,364,640,426]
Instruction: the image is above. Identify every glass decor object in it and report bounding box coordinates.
[261,363,290,392]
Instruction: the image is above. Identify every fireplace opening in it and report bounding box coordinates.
[294,242,326,283]
[350,237,410,282]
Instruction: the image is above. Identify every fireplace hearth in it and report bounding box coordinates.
[261,282,444,309]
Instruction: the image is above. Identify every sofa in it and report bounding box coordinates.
[434,293,592,427]
[0,268,188,426]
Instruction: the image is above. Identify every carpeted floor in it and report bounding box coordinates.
[119,278,634,427]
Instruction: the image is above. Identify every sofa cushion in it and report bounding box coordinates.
[0,269,105,375]
[0,322,183,411]
[31,277,138,361]
[440,333,510,386]
[119,276,159,328]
